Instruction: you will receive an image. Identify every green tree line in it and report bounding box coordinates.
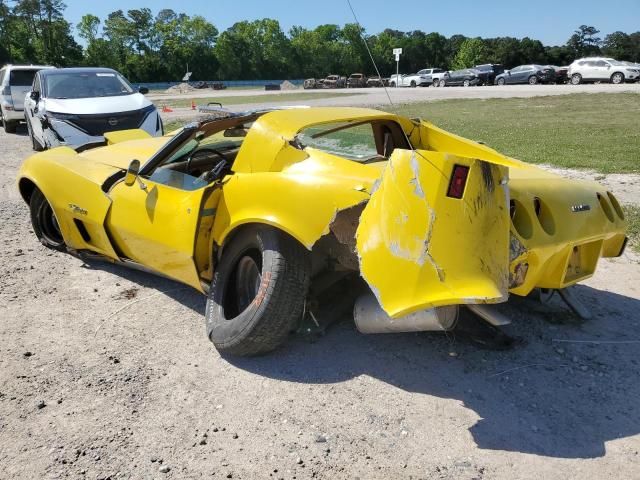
[1,2,639,81]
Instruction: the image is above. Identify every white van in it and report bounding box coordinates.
[0,64,54,133]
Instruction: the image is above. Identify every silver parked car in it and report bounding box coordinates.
[567,57,640,85]
[24,67,162,151]
[0,64,54,133]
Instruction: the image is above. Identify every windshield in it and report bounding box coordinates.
[45,71,135,99]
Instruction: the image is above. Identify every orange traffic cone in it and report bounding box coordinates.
[161,104,173,113]
[191,100,196,110]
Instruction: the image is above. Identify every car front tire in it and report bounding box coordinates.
[463,79,470,87]
[206,226,310,357]
[611,72,625,84]
[432,80,439,87]
[497,78,506,86]
[30,189,65,251]
[570,73,582,85]
[26,119,44,151]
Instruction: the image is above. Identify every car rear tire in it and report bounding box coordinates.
[611,72,624,84]
[30,189,65,251]
[497,78,506,86]
[432,80,439,87]
[439,79,446,87]
[3,119,17,133]
[390,81,396,87]
[528,75,538,85]
[463,79,470,87]
[570,73,582,85]
[205,226,310,357]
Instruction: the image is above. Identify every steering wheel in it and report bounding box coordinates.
[185,147,230,176]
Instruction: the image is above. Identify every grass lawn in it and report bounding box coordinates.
[159,91,361,109]
[623,205,640,253]
[392,93,640,174]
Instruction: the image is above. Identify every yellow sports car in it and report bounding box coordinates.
[17,107,628,355]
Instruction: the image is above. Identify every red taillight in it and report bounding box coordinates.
[447,165,469,199]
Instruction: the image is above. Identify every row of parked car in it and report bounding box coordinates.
[305,57,640,90]
[0,64,162,149]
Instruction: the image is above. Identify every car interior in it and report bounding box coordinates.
[150,115,411,190]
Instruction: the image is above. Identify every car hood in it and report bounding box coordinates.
[43,93,153,115]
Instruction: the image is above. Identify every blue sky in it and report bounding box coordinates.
[63,0,640,46]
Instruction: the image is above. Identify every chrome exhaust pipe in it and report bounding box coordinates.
[353,294,458,334]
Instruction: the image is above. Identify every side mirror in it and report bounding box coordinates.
[507,70,511,75]
[138,86,149,94]
[30,91,40,100]
[124,159,141,187]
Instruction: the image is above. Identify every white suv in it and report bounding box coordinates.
[567,57,640,85]
[0,64,54,133]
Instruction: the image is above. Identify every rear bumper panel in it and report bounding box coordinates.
[507,173,627,296]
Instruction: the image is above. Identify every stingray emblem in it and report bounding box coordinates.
[571,204,591,212]
[68,203,88,215]
[108,117,118,127]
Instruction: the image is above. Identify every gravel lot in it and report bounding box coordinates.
[1,99,639,479]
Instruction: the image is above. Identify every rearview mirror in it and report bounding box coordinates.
[138,86,149,94]
[224,127,248,138]
[125,159,141,187]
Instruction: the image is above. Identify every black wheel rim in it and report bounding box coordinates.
[235,255,262,313]
[38,200,63,246]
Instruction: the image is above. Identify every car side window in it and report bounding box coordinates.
[297,121,380,162]
[0,69,5,85]
[595,60,607,67]
[511,66,521,73]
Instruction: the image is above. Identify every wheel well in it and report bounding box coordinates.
[217,222,309,260]
[611,71,625,78]
[18,178,38,204]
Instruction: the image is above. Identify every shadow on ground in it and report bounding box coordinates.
[75,258,640,459]
[228,285,640,460]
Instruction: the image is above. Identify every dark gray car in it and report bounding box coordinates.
[494,65,555,85]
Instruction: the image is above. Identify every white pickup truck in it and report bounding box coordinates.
[389,68,444,87]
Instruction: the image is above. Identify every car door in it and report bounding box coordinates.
[516,66,531,83]
[106,170,221,290]
[593,60,610,80]
[447,70,461,85]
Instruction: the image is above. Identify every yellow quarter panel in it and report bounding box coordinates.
[356,149,510,318]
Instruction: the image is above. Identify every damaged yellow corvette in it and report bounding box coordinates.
[17,107,628,355]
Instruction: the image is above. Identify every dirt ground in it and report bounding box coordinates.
[1,113,639,480]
